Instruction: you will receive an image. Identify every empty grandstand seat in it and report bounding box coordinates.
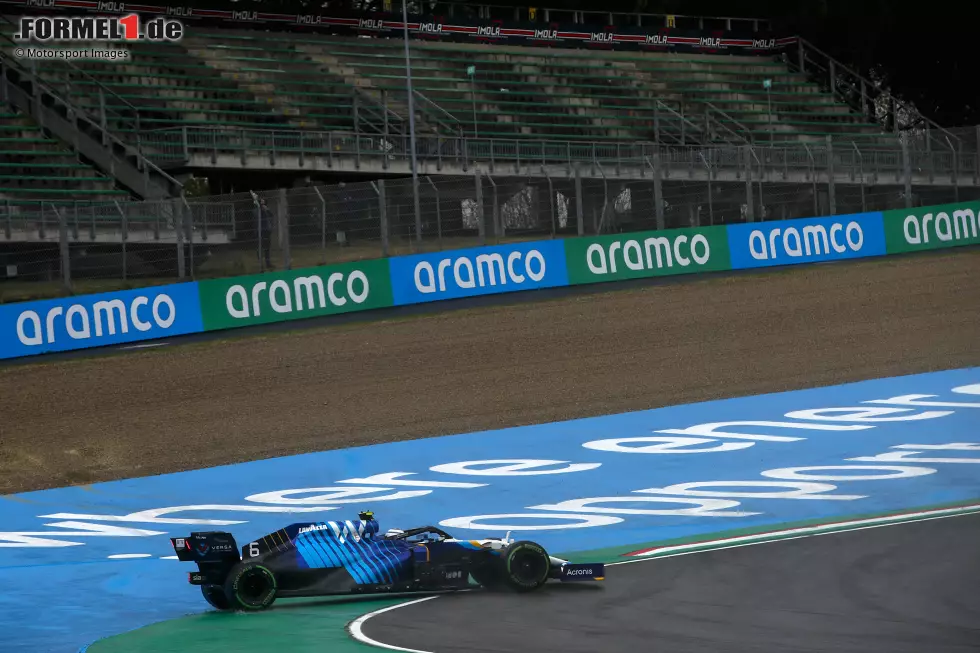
[0,22,890,147]
[0,108,128,203]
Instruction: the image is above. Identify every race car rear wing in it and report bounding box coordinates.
[170,531,241,563]
[171,531,242,585]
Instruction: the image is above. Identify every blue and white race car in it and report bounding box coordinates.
[170,511,605,610]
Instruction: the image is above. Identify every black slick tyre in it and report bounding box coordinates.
[201,584,231,610]
[224,562,277,611]
[500,541,550,592]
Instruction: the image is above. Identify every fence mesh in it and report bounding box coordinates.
[0,162,975,302]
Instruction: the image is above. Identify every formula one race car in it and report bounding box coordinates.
[170,511,604,611]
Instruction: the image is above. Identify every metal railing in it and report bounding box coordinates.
[135,126,980,185]
[0,48,183,198]
[0,15,142,135]
[4,163,976,303]
[414,90,464,138]
[789,38,964,155]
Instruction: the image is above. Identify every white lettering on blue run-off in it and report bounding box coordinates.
[2,370,979,550]
[2,369,978,653]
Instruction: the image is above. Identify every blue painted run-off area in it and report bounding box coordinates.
[2,367,979,652]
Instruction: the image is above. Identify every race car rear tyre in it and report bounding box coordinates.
[224,562,277,611]
[500,541,551,592]
[201,584,231,610]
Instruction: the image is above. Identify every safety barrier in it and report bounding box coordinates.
[1,200,977,359]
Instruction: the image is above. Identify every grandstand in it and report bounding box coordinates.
[0,2,974,286]
[0,106,127,202]
[3,25,890,150]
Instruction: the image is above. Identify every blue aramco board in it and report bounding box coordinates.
[0,282,203,359]
[726,212,886,269]
[387,240,569,305]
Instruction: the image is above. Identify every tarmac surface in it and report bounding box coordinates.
[365,513,980,653]
[2,248,979,494]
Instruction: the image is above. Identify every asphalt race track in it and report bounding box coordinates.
[365,514,980,653]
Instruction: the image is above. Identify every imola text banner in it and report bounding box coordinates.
[0,282,204,359]
[387,240,569,305]
[725,212,887,269]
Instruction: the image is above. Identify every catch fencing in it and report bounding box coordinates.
[2,166,978,302]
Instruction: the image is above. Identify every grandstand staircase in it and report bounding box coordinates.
[293,43,462,138]
[0,107,127,203]
[0,62,176,201]
[0,20,179,201]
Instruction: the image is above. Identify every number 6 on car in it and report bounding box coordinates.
[169,510,605,611]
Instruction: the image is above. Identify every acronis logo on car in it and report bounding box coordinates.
[565,567,593,576]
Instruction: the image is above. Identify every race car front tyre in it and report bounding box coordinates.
[500,541,551,592]
[224,562,278,611]
[201,584,231,610]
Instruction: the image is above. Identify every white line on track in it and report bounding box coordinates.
[606,503,980,566]
[118,343,169,351]
[606,511,979,567]
[348,595,441,652]
[347,506,980,652]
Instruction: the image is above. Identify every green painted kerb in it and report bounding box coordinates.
[85,596,406,653]
[883,201,980,253]
[198,259,394,331]
[563,225,731,285]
